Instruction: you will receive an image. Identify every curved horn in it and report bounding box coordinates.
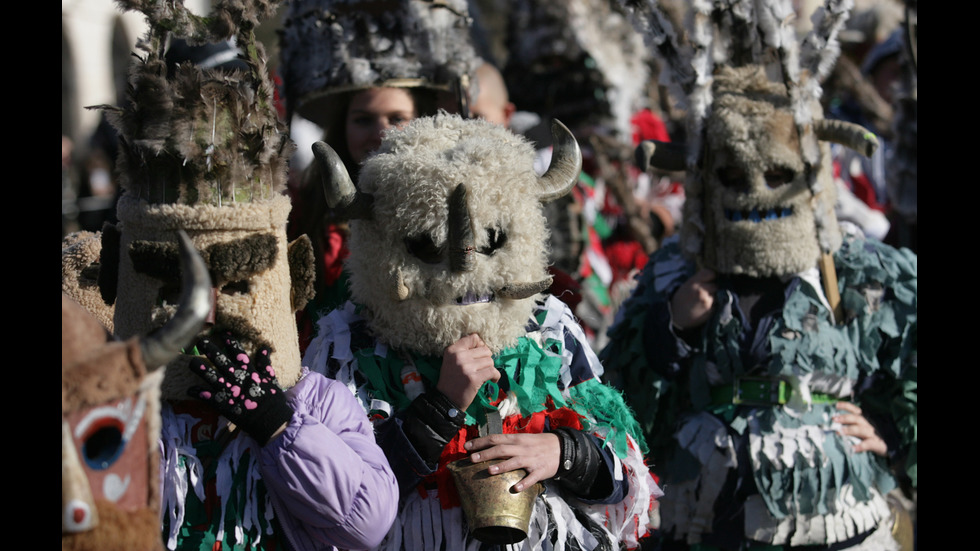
[495,277,553,300]
[140,230,211,369]
[537,119,583,203]
[313,141,374,219]
[448,183,475,273]
[814,119,879,158]
[635,140,687,172]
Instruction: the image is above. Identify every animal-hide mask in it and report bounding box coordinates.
[691,65,838,277]
[317,114,582,355]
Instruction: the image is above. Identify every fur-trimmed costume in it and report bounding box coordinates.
[63,230,209,551]
[80,1,400,549]
[62,295,168,551]
[278,0,483,353]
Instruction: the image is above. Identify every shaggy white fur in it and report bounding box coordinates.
[347,114,561,356]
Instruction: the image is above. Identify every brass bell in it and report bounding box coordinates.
[447,457,541,544]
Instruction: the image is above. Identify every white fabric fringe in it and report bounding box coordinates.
[159,404,271,550]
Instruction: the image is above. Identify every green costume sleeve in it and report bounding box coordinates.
[835,235,917,487]
[599,239,695,457]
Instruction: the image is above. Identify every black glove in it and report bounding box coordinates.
[187,332,293,446]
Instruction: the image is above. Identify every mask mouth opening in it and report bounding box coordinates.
[724,205,794,222]
[454,291,495,305]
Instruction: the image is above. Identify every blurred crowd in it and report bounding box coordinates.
[62,0,917,550]
[62,0,918,325]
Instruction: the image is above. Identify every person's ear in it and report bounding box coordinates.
[503,102,517,128]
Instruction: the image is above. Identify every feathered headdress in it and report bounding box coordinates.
[278,0,480,128]
[93,0,315,400]
[102,0,294,206]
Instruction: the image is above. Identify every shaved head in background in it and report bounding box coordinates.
[470,62,516,128]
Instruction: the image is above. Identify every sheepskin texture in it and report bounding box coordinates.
[682,66,839,277]
[617,0,852,274]
[347,114,554,356]
[287,233,317,312]
[63,294,148,412]
[63,231,115,332]
[111,194,303,400]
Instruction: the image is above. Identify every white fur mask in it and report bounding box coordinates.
[340,114,580,356]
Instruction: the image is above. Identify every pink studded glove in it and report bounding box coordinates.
[187,332,293,446]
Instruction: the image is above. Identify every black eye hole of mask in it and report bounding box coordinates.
[717,166,796,191]
[764,167,796,188]
[221,279,251,296]
[477,228,508,255]
[405,234,445,264]
[82,418,126,470]
[717,166,748,191]
[155,281,182,308]
[405,227,508,263]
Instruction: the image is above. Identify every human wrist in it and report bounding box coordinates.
[425,389,467,426]
[552,427,576,480]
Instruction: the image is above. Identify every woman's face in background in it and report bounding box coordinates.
[345,87,417,164]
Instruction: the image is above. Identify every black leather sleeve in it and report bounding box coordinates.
[401,390,466,466]
[552,426,621,501]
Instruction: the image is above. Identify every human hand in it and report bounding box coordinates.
[833,401,888,457]
[670,268,717,330]
[464,432,560,493]
[187,332,292,446]
[436,333,499,411]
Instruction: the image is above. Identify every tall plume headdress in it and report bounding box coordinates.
[102,0,292,206]
[502,0,652,143]
[93,0,315,400]
[618,0,879,278]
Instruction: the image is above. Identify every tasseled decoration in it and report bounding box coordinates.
[160,406,204,550]
[374,476,635,551]
[160,404,275,550]
[305,296,661,550]
[722,0,762,66]
[684,0,713,169]
[617,0,695,100]
[279,0,479,126]
[614,0,861,262]
[657,413,737,544]
[601,234,914,546]
[743,487,895,547]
